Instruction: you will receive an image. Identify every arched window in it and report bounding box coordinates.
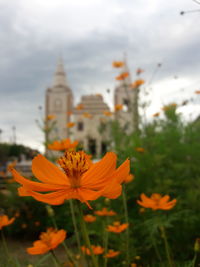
[77,121,84,131]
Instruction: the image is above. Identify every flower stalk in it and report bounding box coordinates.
[122,185,130,266]
[159,226,174,267]
[77,201,98,267]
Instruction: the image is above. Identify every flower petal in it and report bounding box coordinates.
[18,189,69,205]
[159,195,170,205]
[51,230,66,249]
[82,152,117,187]
[10,169,65,192]
[101,182,122,199]
[32,154,70,185]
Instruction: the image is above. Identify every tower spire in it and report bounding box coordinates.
[53,57,68,88]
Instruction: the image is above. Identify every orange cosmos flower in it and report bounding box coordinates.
[95,207,117,216]
[115,72,129,81]
[83,112,92,119]
[107,221,129,234]
[0,171,6,178]
[112,61,124,68]
[9,151,130,208]
[162,103,177,111]
[136,68,144,75]
[153,112,160,117]
[76,104,84,110]
[137,193,177,210]
[131,79,145,89]
[135,147,145,153]
[81,245,104,255]
[0,215,15,230]
[67,122,75,128]
[83,215,96,223]
[103,111,112,117]
[46,115,56,121]
[27,228,66,255]
[104,249,120,258]
[115,104,123,112]
[195,90,200,94]
[48,139,78,151]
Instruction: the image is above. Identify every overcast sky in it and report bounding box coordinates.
[0,0,200,151]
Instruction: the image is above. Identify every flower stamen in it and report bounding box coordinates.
[57,151,91,188]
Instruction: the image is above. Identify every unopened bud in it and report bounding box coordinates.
[194,238,200,252]
[46,205,55,217]
[104,198,110,205]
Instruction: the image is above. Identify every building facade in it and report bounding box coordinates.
[45,59,136,157]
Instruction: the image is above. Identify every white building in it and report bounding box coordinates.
[45,59,137,157]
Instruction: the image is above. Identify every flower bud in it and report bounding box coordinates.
[46,205,55,217]
[194,238,200,252]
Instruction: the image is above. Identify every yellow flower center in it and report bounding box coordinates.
[151,193,162,204]
[58,151,91,188]
[113,221,120,226]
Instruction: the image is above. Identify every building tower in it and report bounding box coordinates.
[114,58,138,132]
[45,58,73,142]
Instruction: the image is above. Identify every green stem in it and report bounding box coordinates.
[77,201,98,267]
[103,218,109,267]
[50,250,60,267]
[159,226,173,267]
[191,252,197,267]
[151,235,162,263]
[1,230,15,266]
[51,211,78,267]
[69,200,81,253]
[122,185,130,266]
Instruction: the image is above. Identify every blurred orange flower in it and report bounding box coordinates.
[162,103,177,111]
[135,147,145,153]
[67,111,72,116]
[136,68,144,75]
[46,115,56,121]
[116,72,129,81]
[66,122,75,128]
[35,221,40,226]
[10,151,130,208]
[83,215,96,223]
[103,111,112,117]
[81,245,104,255]
[21,223,27,229]
[48,139,78,151]
[131,79,145,89]
[137,193,177,210]
[115,104,123,112]
[0,171,6,178]
[76,104,84,110]
[112,61,124,68]
[27,228,66,255]
[153,112,160,117]
[95,207,117,216]
[104,249,120,258]
[14,212,20,218]
[0,215,15,230]
[83,112,92,119]
[195,90,200,94]
[107,221,129,233]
